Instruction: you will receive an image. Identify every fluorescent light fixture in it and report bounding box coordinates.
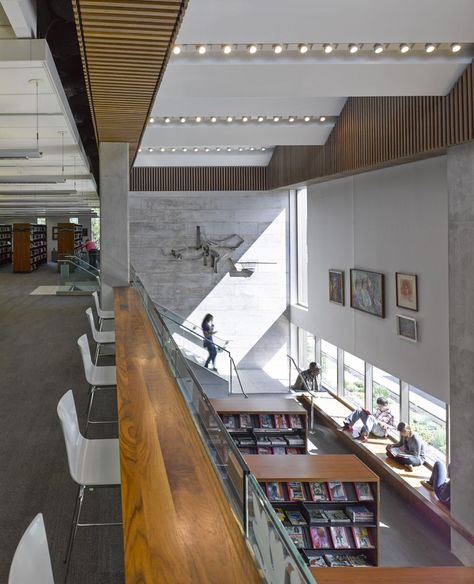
[0,176,67,184]
[0,149,42,160]
[0,190,77,195]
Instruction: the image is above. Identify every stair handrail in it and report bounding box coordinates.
[57,258,100,281]
[287,354,315,431]
[157,307,248,398]
[63,254,100,275]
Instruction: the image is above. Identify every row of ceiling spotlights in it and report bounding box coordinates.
[149,115,327,124]
[173,42,462,55]
[138,147,268,153]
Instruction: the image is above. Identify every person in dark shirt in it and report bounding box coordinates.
[421,461,451,509]
[292,362,321,392]
[386,422,426,472]
[201,313,218,371]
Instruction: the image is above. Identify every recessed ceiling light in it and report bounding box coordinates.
[349,43,359,54]
[273,44,283,54]
[258,116,264,122]
[299,44,309,54]
[172,46,181,55]
[261,147,266,151]
[171,147,176,152]
[164,117,170,123]
[197,45,207,55]
[180,117,186,123]
[227,147,232,151]
[182,147,188,152]
[216,147,221,152]
[149,117,155,123]
[226,116,233,122]
[160,147,165,152]
[323,43,334,54]
[374,43,384,54]
[248,44,258,54]
[319,116,326,122]
[273,116,280,122]
[289,116,295,123]
[193,147,199,152]
[425,43,436,53]
[304,116,311,122]
[148,148,154,152]
[242,116,249,122]
[238,147,243,151]
[451,43,462,53]
[211,116,217,123]
[195,116,202,122]
[250,147,255,151]
[400,43,410,53]
[204,147,210,152]
[138,148,142,153]
[222,44,232,54]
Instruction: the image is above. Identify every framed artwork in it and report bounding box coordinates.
[396,314,418,342]
[329,270,345,305]
[350,269,385,318]
[52,226,58,240]
[396,272,418,311]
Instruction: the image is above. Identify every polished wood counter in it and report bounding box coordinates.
[211,396,306,414]
[114,287,261,584]
[310,567,474,584]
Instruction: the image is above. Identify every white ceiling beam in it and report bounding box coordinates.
[0,0,36,39]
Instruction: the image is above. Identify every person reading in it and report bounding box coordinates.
[292,362,321,392]
[386,422,426,472]
[341,397,396,442]
[421,461,450,509]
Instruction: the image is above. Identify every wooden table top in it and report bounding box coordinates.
[211,396,307,414]
[114,287,261,584]
[245,454,379,482]
[310,566,474,584]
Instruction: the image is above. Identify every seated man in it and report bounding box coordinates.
[342,397,396,442]
[421,461,450,509]
[292,362,321,392]
[386,422,426,472]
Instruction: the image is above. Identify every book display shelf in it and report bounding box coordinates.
[210,397,308,455]
[0,224,12,264]
[246,454,380,569]
[12,224,47,273]
[57,222,82,260]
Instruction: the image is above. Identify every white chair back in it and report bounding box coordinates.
[92,291,102,317]
[85,308,99,342]
[57,390,86,486]
[77,334,94,384]
[8,513,54,584]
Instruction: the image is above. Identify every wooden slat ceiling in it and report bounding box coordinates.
[71,0,187,162]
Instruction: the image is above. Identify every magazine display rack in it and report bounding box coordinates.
[246,454,380,568]
[12,224,47,272]
[210,397,308,455]
[0,224,12,264]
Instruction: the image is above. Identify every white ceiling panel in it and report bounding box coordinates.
[136,149,273,167]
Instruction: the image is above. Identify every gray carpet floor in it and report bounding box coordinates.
[0,263,460,584]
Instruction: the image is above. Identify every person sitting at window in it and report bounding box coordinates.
[386,422,426,472]
[341,397,396,442]
[292,362,321,392]
[421,461,450,509]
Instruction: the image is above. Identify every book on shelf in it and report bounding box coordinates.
[324,553,353,567]
[286,447,302,454]
[273,446,286,455]
[354,482,374,501]
[287,481,305,501]
[345,505,374,522]
[288,414,304,429]
[266,482,286,501]
[328,481,348,501]
[259,414,274,429]
[286,510,307,526]
[308,556,329,568]
[274,507,287,523]
[285,526,305,549]
[304,506,329,524]
[222,415,236,429]
[239,413,252,428]
[286,436,305,446]
[269,436,287,446]
[346,554,371,567]
[239,447,255,454]
[274,414,289,429]
[310,526,332,549]
[351,526,375,549]
[309,481,330,502]
[256,436,272,447]
[324,509,350,523]
[329,526,352,549]
[258,447,273,454]
[238,437,256,446]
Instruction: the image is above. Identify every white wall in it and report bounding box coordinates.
[291,157,450,402]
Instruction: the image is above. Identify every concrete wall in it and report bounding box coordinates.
[291,157,450,403]
[129,190,289,369]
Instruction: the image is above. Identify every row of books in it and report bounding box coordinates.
[236,435,306,447]
[306,552,372,568]
[240,446,305,455]
[264,480,374,503]
[286,525,375,550]
[222,413,305,431]
[275,505,375,526]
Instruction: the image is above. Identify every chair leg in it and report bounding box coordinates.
[94,343,101,365]
[99,317,104,331]
[64,484,85,583]
[85,385,95,415]
[85,388,96,435]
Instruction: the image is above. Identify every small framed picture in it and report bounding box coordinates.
[329,270,345,305]
[52,226,58,240]
[396,314,418,342]
[396,272,418,311]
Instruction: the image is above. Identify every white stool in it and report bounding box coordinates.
[77,334,116,434]
[9,513,54,584]
[57,390,121,583]
[85,307,115,364]
[92,291,114,331]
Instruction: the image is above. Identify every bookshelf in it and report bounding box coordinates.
[0,224,12,264]
[57,222,83,260]
[246,454,380,568]
[12,224,47,273]
[210,397,308,455]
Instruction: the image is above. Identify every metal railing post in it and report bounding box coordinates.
[229,357,233,395]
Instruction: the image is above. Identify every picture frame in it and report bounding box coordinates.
[396,272,418,311]
[329,269,345,305]
[350,268,385,318]
[396,314,418,342]
[52,226,58,240]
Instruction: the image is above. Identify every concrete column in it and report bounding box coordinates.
[447,141,474,564]
[99,142,129,309]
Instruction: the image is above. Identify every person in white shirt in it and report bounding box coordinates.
[341,397,396,442]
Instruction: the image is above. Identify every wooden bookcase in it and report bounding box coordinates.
[210,397,308,455]
[12,224,47,273]
[0,224,12,264]
[246,454,380,568]
[57,222,83,260]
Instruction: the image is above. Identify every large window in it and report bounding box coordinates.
[373,367,400,424]
[409,385,447,462]
[91,207,100,247]
[320,340,337,392]
[343,351,365,407]
[296,187,308,307]
[298,328,315,367]
[36,217,46,225]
